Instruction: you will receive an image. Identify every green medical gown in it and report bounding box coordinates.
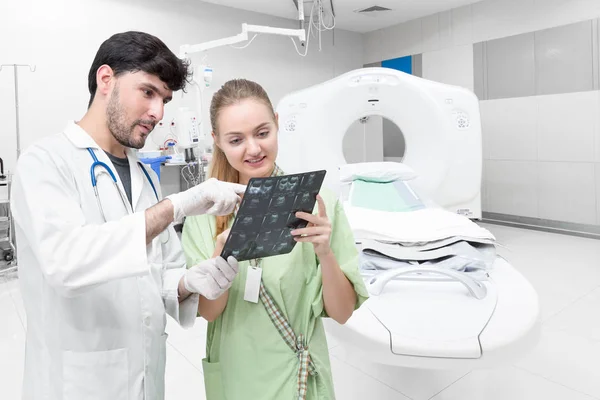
[181,189,369,400]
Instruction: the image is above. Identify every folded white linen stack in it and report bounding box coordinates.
[339,162,497,279]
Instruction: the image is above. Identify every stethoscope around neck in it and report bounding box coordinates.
[87,147,169,243]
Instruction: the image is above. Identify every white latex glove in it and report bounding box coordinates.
[167,178,246,224]
[183,256,239,300]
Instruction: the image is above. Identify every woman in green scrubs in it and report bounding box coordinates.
[181,79,368,400]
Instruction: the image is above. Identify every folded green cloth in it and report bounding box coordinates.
[349,179,426,212]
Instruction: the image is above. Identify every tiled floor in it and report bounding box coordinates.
[1,223,599,399]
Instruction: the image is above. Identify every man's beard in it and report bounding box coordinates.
[106,86,153,150]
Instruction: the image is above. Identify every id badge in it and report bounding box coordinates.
[244,265,262,303]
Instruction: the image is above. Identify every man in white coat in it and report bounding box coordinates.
[10,31,243,400]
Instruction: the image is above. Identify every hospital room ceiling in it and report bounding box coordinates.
[197,0,485,33]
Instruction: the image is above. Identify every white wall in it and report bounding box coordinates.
[0,0,363,176]
[422,45,474,92]
[364,0,600,64]
[481,90,600,225]
[362,0,600,225]
[364,0,600,92]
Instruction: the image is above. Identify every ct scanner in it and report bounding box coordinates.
[277,67,482,219]
[275,68,541,369]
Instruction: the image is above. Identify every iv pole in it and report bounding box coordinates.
[0,64,36,160]
[0,63,35,276]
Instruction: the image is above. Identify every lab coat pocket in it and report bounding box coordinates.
[63,348,129,400]
[202,357,225,400]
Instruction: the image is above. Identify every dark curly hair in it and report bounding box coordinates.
[87,31,192,107]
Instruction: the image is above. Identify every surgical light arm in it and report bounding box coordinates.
[179,23,307,57]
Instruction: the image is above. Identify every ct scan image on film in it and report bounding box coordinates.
[221,170,326,262]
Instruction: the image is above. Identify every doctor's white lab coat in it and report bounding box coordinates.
[10,122,199,400]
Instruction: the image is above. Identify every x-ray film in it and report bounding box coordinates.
[221,170,326,261]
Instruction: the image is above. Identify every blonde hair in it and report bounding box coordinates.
[209,78,276,237]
